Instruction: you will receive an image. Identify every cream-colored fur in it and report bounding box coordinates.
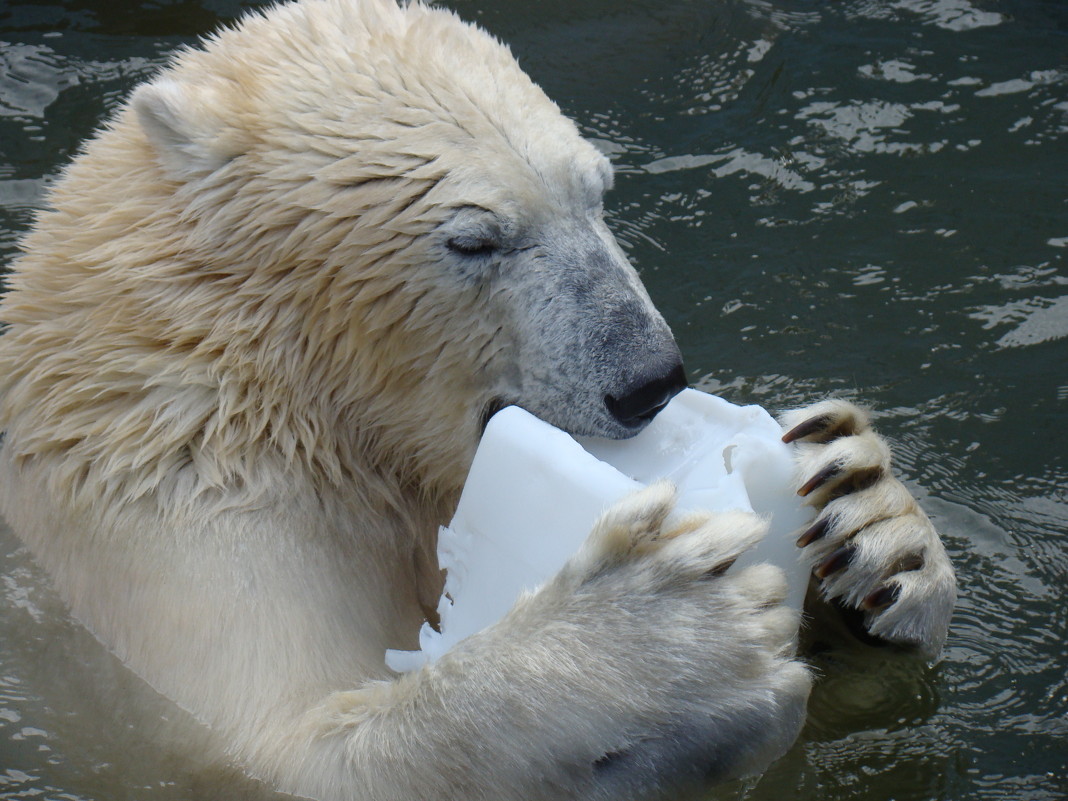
[779,400,955,655]
[0,1,952,798]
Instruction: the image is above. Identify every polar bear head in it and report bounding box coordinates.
[116,0,684,493]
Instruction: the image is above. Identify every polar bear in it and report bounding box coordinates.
[0,0,955,799]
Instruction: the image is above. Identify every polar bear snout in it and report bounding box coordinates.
[483,218,686,441]
[604,348,687,430]
[586,283,686,437]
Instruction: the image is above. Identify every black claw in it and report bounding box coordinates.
[782,414,833,444]
[815,546,854,579]
[702,557,737,580]
[796,517,830,548]
[863,584,901,611]
[798,462,842,497]
[891,553,925,573]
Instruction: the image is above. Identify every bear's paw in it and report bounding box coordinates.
[523,483,813,793]
[781,400,956,657]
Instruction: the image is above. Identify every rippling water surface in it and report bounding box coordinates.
[1,0,1065,799]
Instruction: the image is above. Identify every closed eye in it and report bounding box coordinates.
[446,235,498,257]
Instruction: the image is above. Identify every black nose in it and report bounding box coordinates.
[605,356,688,429]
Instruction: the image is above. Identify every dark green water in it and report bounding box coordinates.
[0,0,1065,799]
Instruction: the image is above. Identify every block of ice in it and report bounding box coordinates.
[385,389,812,672]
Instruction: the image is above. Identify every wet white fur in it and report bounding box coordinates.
[780,399,956,656]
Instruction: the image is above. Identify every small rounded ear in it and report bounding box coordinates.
[131,78,244,181]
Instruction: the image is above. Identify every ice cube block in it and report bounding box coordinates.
[386,389,812,672]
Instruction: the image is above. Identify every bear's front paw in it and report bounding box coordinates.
[538,483,812,792]
[780,400,956,658]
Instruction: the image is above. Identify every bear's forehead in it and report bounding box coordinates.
[180,0,609,207]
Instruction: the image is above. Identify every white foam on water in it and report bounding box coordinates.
[386,389,813,672]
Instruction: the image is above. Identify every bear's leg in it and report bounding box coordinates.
[286,484,811,801]
[780,400,956,657]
